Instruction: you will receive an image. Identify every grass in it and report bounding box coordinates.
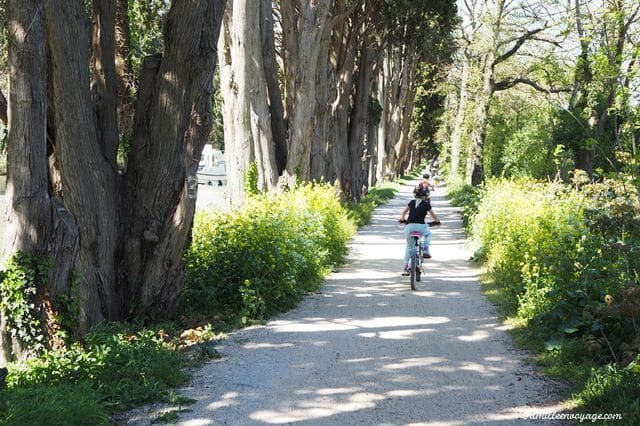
[346,182,398,226]
[0,323,212,425]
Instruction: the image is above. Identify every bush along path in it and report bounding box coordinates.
[121,178,570,425]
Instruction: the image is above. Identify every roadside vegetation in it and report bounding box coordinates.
[0,170,412,425]
[448,175,640,424]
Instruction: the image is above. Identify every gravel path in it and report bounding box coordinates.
[122,179,569,425]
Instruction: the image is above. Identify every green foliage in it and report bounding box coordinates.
[183,183,355,321]
[445,177,484,230]
[370,0,458,62]
[244,162,260,196]
[411,65,447,157]
[52,272,81,343]
[575,360,640,424]
[470,178,587,317]
[0,382,110,426]
[1,323,188,421]
[484,99,560,180]
[346,182,397,227]
[467,175,640,418]
[127,0,169,75]
[0,252,51,354]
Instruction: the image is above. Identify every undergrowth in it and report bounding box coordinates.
[451,174,640,424]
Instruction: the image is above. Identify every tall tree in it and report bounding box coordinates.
[567,0,640,173]
[463,0,547,185]
[1,0,226,364]
[218,0,278,202]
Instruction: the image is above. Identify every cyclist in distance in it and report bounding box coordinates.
[414,173,441,226]
[399,188,432,275]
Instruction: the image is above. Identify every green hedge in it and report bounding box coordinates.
[183,182,355,322]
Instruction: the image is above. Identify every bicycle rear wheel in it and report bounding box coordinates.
[409,250,417,290]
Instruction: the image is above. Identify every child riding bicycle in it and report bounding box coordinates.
[398,188,432,275]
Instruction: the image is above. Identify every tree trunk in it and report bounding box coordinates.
[91,0,119,169]
[1,0,227,363]
[329,10,358,199]
[115,0,136,142]
[1,0,56,365]
[309,8,335,182]
[218,0,278,202]
[466,52,494,186]
[347,42,375,201]
[260,0,287,175]
[45,0,121,330]
[121,0,226,318]
[450,53,470,180]
[280,0,331,183]
[385,47,416,177]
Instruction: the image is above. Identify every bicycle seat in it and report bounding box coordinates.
[409,231,423,237]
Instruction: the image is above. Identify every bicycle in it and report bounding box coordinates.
[399,220,429,291]
[407,230,424,290]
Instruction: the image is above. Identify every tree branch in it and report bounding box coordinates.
[494,26,545,65]
[494,77,571,93]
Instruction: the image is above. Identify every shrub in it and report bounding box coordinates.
[446,177,485,230]
[470,178,586,317]
[467,175,640,421]
[183,182,355,322]
[346,182,397,227]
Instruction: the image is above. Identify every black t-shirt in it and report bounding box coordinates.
[407,199,430,224]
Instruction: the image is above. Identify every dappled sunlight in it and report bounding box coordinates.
[204,391,240,411]
[414,290,463,298]
[383,356,446,370]
[241,342,294,349]
[269,315,449,333]
[249,391,383,424]
[363,327,436,340]
[459,361,505,375]
[457,329,490,342]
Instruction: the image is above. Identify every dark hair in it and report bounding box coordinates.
[423,173,430,179]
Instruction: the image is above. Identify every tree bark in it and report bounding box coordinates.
[280,0,332,183]
[261,0,287,175]
[218,0,278,202]
[466,51,493,186]
[121,0,226,318]
[115,0,135,142]
[347,42,375,201]
[45,0,121,330]
[91,0,119,169]
[1,0,54,365]
[450,53,470,180]
[329,8,358,199]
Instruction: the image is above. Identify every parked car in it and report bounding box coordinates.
[197,165,227,186]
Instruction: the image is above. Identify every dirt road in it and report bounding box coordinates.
[123,178,568,425]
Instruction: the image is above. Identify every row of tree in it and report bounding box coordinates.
[437,0,639,185]
[0,1,456,364]
[219,0,456,201]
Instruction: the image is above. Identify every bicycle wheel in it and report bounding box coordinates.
[409,249,417,290]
